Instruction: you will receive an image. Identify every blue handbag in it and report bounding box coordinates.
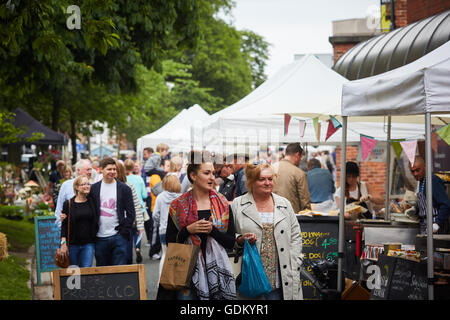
[238,239,272,298]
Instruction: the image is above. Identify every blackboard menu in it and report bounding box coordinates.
[370,255,428,300]
[53,265,147,300]
[34,216,60,285]
[297,216,339,300]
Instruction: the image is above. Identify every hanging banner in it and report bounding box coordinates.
[325,119,339,141]
[400,140,417,165]
[436,124,450,146]
[299,120,306,143]
[360,135,378,161]
[284,114,291,136]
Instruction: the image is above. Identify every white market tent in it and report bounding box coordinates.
[136,104,210,158]
[202,54,428,151]
[341,40,450,300]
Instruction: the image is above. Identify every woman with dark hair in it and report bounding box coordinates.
[158,150,236,300]
[334,161,377,219]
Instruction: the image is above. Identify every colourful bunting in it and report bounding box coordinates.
[313,117,320,142]
[400,140,417,165]
[284,114,291,136]
[299,120,306,143]
[325,119,339,141]
[436,124,450,146]
[391,139,404,159]
[360,135,378,161]
[330,115,342,129]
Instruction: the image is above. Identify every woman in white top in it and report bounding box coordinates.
[335,161,375,219]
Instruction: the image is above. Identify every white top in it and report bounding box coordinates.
[334,181,368,203]
[97,180,119,238]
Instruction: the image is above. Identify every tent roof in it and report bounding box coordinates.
[333,10,450,81]
[9,108,67,145]
[342,40,450,117]
[137,104,210,152]
[207,54,348,122]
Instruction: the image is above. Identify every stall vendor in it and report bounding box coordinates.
[334,162,378,219]
[409,155,450,234]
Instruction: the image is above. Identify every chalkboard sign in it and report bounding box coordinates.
[297,216,339,300]
[53,265,147,300]
[34,216,60,285]
[370,255,427,300]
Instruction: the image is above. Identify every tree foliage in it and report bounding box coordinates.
[0,0,270,158]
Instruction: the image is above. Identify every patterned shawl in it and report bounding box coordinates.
[169,189,230,247]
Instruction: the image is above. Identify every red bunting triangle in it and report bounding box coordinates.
[325,119,339,141]
[284,114,291,136]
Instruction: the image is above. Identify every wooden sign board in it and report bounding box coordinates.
[52,264,147,300]
[34,216,60,285]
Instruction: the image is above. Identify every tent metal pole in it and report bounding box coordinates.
[384,116,392,221]
[338,116,347,293]
[425,112,434,300]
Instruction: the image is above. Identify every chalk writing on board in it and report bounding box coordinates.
[59,273,140,300]
[36,217,60,271]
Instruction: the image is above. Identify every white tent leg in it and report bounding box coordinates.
[385,116,392,221]
[338,116,347,293]
[425,112,434,300]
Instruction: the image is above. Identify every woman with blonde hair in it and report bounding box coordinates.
[59,175,98,267]
[232,163,303,300]
[152,173,183,277]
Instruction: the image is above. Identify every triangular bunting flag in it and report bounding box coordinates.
[400,140,417,165]
[325,119,339,141]
[313,117,320,142]
[360,135,378,161]
[330,115,342,129]
[299,120,306,143]
[436,124,450,146]
[391,139,404,159]
[284,114,291,136]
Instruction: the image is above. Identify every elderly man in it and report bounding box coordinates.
[409,155,450,234]
[273,143,311,213]
[55,159,93,228]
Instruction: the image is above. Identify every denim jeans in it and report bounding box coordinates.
[95,234,128,266]
[69,243,95,268]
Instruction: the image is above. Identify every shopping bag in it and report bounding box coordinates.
[159,242,200,290]
[238,239,272,298]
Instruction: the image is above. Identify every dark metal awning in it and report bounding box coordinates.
[333,9,450,80]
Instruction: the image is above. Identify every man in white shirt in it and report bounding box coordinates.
[90,157,136,266]
[55,159,92,228]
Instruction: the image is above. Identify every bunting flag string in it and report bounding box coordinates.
[391,139,404,159]
[325,116,342,141]
[360,135,378,162]
[284,113,291,136]
[313,117,320,142]
[436,123,450,146]
[400,140,418,165]
[299,120,306,143]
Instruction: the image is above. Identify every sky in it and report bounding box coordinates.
[226,0,381,77]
